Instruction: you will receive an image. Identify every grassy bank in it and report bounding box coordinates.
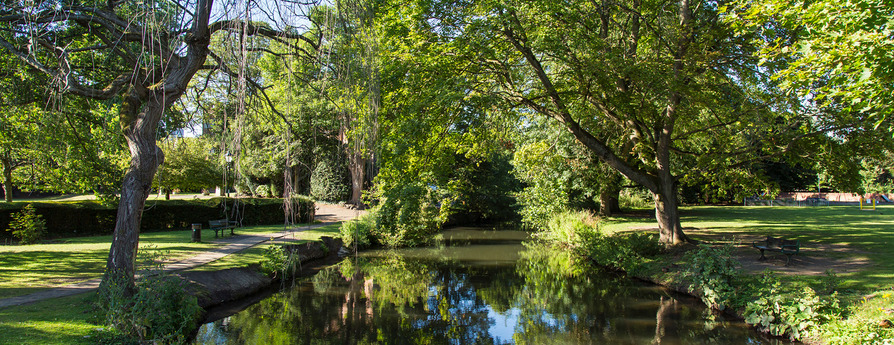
[187,222,342,272]
[604,205,894,291]
[587,205,894,344]
[0,222,343,344]
[0,223,337,299]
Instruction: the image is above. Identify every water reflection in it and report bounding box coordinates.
[196,229,786,345]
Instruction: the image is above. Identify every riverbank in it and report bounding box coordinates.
[588,206,894,345]
[0,203,359,344]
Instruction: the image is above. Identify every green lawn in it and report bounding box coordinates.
[188,222,342,272]
[0,223,340,299]
[604,205,894,291]
[0,293,96,345]
[0,222,344,345]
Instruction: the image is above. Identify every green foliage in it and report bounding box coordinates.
[95,248,202,344]
[725,0,894,131]
[153,137,222,194]
[618,189,653,209]
[538,210,599,249]
[511,123,614,228]
[310,156,350,202]
[0,198,301,241]
[260,245,300,280]
[536,211,662,274]
[587,232,663,275]
[745,285,841,341]
[682,244,740,311]
[512,141,573,228]
[254,184,272,198]
[861,152,894,194]
[440,153,521,225]
[6,203,45,244]
[339,211,377,250]
[818,290,894,345]
[374,181,445,247]
[283,194,316,224]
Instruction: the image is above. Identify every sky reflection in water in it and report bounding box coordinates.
[195,228,788,345]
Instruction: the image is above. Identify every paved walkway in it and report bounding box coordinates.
[0,204,361,309]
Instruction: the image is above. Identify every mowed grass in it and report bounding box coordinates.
[188,222,342,272]
[0,222,339,299]
[604,205,894,291]
[0,222,343,345]
[0,293,96,345]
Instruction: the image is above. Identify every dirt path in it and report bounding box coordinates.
[0,203,361,309]
[682,227,874,276]
[315,203,366,223]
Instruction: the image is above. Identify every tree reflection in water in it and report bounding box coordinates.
[195,234,788,345]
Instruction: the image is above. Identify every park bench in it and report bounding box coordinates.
[209,219,238,238]
[752,236,800,266]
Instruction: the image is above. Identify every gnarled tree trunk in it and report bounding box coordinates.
[102,91,167,293]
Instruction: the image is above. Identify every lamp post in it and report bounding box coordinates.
[225,152,233,198]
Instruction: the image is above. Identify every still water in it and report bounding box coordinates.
[195,228,787,345]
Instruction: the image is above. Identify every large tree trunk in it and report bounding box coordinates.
[97,0,212,295]
[348,152,365,207]
[101,92,166,294]
[1,154,12,202]
[654,176,687,245]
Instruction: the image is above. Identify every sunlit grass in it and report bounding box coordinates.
[604,205,894,291]
[0,293,96,345]
[0,222,343,299]
[188,222,342,272]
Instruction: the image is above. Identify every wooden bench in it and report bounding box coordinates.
[752,236,800,266]
[209,219,238,238]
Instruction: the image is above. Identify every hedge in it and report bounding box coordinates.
[0,197,315,241]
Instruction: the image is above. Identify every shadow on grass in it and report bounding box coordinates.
[681,206,894,251]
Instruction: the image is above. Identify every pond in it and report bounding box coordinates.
[195,228,788,345]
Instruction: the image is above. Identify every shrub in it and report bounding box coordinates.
[283,195,315,224]
[538,210,599,249]
[745,286,840,341]
[7,203,46,244]
[374,182,444,247]
[0,198,298,241]
[96,248,203,344]
[260,245,301,280]
[310,158,350,202]
[536,211,662,274]
[340,211,377,250]
[587,231,663,274]
[254,184,271,198]
[682,243,740,311]
[619,189,653,209]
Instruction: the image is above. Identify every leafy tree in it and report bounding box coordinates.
[0,51,47,202]
[153,137,221,197]
[725,0,894,130]
[6,203,46,244]
[861,151,894,194]
[377,0,888,245]
[0,0,320,293]
[512,118,624,227]
[0,105,39,202]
